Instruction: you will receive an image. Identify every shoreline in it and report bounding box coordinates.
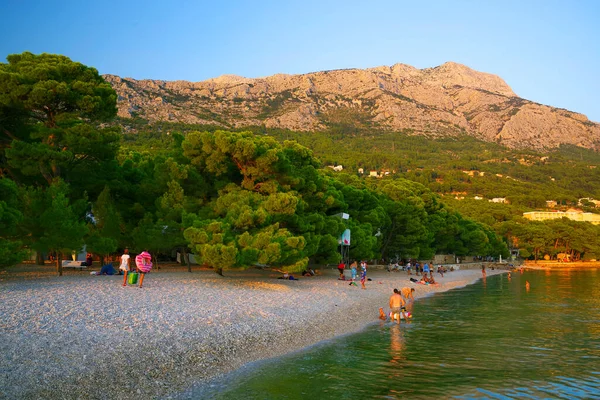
[0,265,506,399]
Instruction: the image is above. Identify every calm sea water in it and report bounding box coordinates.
[190,269,600,399]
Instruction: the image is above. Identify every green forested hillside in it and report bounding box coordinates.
[3,53,600,274]
[118,119,600,262]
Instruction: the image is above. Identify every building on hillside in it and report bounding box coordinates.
[358,168,364,174]
[327,165,343,171]
[523,210,600,225]
[546,200,558,208]
[369,170,379,178]
[489,197,508,204]
[578,198,600,207]
[462,170,484,177]
[474,196,483,200]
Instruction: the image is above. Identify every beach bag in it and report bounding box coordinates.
[128,271,139,285]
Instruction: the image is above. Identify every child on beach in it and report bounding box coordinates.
[350,260,358,281]
[337,261,345,280]
[120,248,131,286]
[360,261,367,289]
[135,251,153,288]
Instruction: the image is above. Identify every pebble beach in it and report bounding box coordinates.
[0,265,506,399]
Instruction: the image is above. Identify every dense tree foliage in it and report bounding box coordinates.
[0,178,27,267]
[5,52,599,274]
[1,52,119,272]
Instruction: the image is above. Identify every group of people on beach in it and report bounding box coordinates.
[387,260,451,277]
[382,287,415,323]
[88,248,153,288]
[118,248,153,288]
[338,260,368,289]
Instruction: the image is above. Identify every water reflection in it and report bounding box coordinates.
[388,323,405,365]
[190,270,600,400]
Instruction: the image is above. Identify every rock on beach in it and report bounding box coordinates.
[0,266,505,399]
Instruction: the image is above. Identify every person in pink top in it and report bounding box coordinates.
[135,251,153,288]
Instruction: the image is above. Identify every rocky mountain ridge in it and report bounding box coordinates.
[104,62,600,150]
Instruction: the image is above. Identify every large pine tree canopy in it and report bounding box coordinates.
[4,51,600,275]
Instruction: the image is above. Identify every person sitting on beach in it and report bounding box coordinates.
[389,288,407,322]
[420,275,429,284]
[387,262,400,272]
[98,262,116,275]
[428,273,436,284]
[278,273,298,280]
[81,253,93,267]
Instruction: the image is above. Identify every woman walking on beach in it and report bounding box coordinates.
[360,260,367,289]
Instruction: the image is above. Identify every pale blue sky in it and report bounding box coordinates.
[2,0,599,121]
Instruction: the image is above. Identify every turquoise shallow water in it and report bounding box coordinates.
[189,269,600,399]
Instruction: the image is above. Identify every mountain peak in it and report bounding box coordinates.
[103,61,598,151]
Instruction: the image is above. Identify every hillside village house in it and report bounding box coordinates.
[462,170,485,177]
[578,198,600,207]
[523,209,600,225]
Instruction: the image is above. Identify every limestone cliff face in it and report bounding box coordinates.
[103,62,599,150]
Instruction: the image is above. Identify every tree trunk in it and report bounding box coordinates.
[182,248,192,273]
[56,252,63,276]
[215,266,223,276]
[153,254,159,270]
[36,252,45,265]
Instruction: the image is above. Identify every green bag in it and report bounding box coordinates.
[128,271,139,285]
